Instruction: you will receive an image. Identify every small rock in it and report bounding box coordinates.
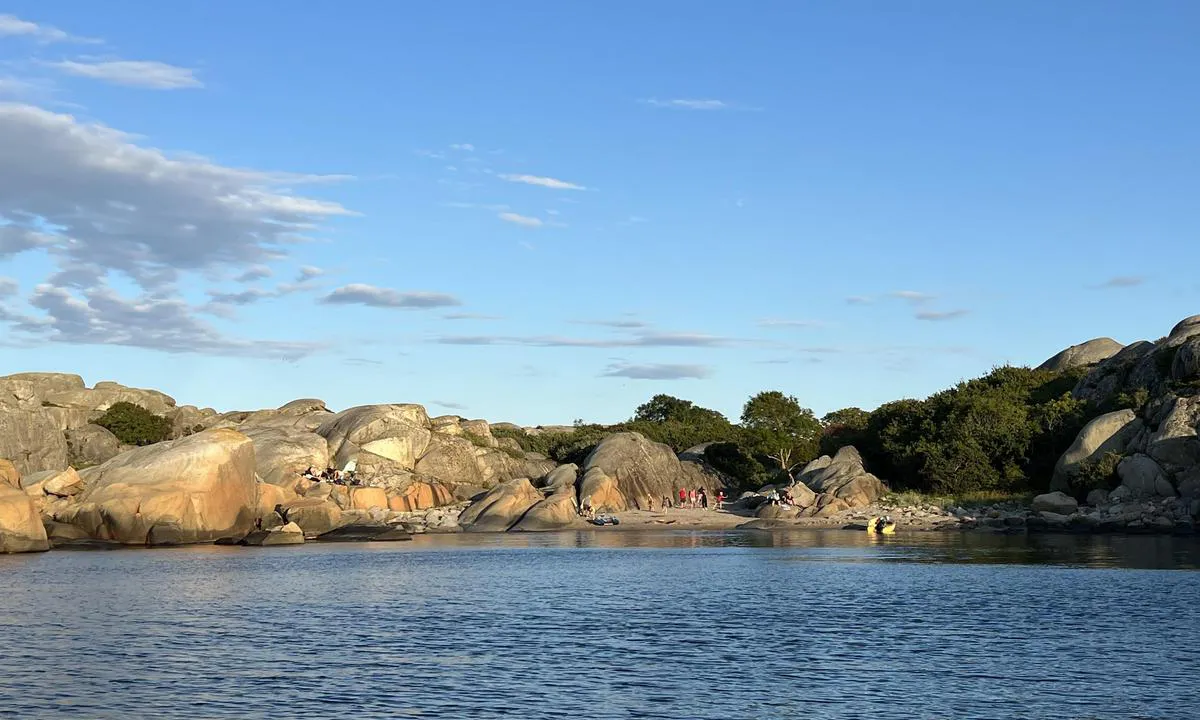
[1086,489,1109,508]
[1032,492,1079,515]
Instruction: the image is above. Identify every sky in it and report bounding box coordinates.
[0,1,1197,425]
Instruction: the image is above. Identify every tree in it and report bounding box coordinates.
[740,391,821,472]
[819,407,871,456]
[94,401,173,446]
[634,394,700,424]
[627,394,737,452]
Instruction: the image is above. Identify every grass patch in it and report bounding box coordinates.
[882,489,1034,509]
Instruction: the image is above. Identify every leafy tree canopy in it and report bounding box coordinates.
[94,401,173,447]
[740,391,821,472]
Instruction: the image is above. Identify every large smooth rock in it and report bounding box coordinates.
[1145,396,1200,472]
[1172,337,1200,382]
[360,430,432,470]
[539,464,579,491]
[1031,491,1079,515]
[281,497,344,537]
[42,467,84,497]
[317,404,432,469]
[0,483,50,552]
[55,429,257,545]
[458,478,543,532]
[386,481,454,512]
[0,409,69,475]
[243,521,305,546]
[1165,315,1200,347]
[43,383,175,417]
[1117,454,1175,497]
[240,426,329,487]
[580,432,720,512]
[797,446,885,508]
[1051,410,1143,491]
[1037,338,1124,372]
[414,435,484,487]
[350,486,389,510]
[474,447,556,488]
[511,488,578,531]
[65,424,122,467]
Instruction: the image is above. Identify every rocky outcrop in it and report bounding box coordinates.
[318,404,431,469]
[240,426,329,488]
[281,497,344,537]
[54,429,257,546]
[1117,454,1174,497]
[1051,410,1143,491]
[797,447,886,508]
[580,432,722,512]
[65,424,121,468]
[1145,396,1200,472]
[1037,338,1124,372]
[413,435,483,487]
[0,409,69,475]
[511,488,578,532]
[0,482,50,553]
[458,478,543,532]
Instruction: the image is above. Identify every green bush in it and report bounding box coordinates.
[94,401,173,446]
[1071,451,1121,494]
[702,442,764,490]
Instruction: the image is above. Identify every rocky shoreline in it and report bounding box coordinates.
[2,313,1199,553]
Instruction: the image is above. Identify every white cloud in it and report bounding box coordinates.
[499,212,543,227]
[499,174,586,191]
[0,103,352,356]
[642,98,730,111]
[915,309,969,321]
[235,265,273,283]
[846,296,872,305]
[321,284,462,309]
[297,265,324,281]
[47,60,202,89]
[0,103,352,289]
[0,277,17,297]
[3,282,322,357]
[0,14,95,43]
[890,290,935,304]
[449,143,475,151]
[602,363,711,380]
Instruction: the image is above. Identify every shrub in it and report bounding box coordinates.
[703,442,763,490]
[94,401,172,446]
[1071,451,1122,494]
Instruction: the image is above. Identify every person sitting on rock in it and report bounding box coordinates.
[302,466,315,480]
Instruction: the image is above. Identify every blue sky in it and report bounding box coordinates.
[0,1,1197,425]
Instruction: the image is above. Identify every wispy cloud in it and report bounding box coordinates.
[432,400,468,411]
[297,265,324,281]
[572,319,650,329]
[443,312,503,321]
[499,174,586,191]
[434,331,731,348]
[441,201,510,212]
[343,357,383,366]
[0,277,18,297]
[1093,275,1145,289]
[602,363,712,380]
[757,319,825,328]
[846,295,872,305]
[321,284,462,309]
[641,98,730,111]
[0,14,96,43]
[234,265,273,283]
[47,60,203,89]
[915,309,969,321]
[890,290,935,304]
[499,212,543,227]
[449,143,475,151]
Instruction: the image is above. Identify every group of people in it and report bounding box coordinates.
[301,466,361,486]
[663,486,725,511]
[765,487,795,506]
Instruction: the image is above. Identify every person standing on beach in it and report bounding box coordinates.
[689,488,697,509]
[716,490,725,510]
[679,487,687,508]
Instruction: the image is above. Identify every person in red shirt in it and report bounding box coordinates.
[678,487,687,508]
[716,490,726,510]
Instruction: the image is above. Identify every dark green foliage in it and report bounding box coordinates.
[740,391,821,471]
[1071,451,1121,493]
[629,394,739,451]
[94,401,172,446]
[855,366,1103,495]
[819,407,870,457]
[702,442,764,490]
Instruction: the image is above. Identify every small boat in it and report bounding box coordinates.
[867,516,897,534]
[590,514,621,526]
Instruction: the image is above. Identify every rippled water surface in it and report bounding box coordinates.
[2,529,1199,719]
